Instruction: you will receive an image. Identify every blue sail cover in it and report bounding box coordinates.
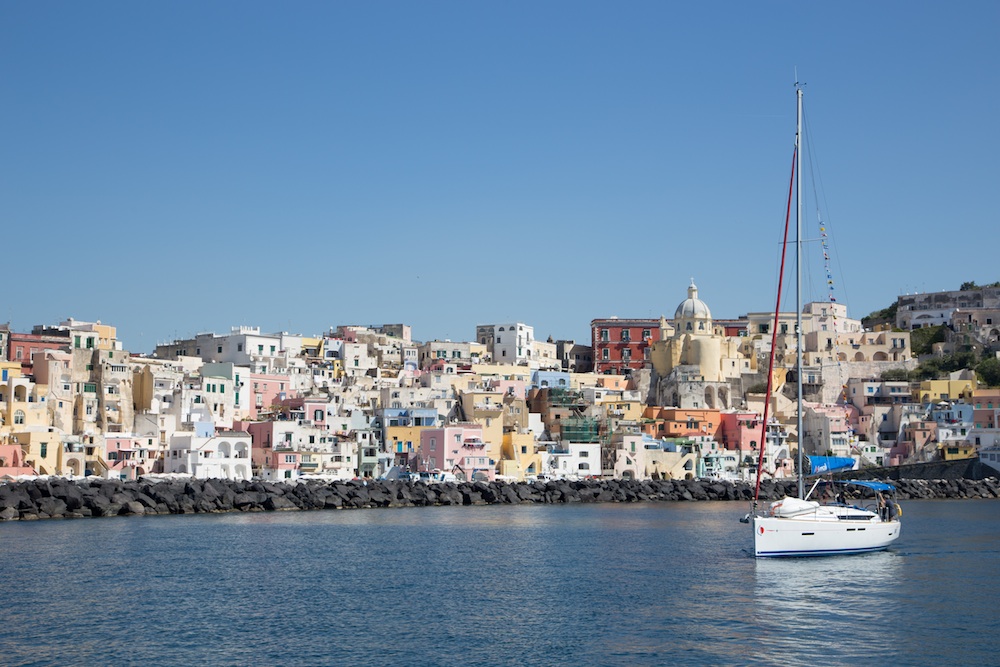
[809,456,856,474]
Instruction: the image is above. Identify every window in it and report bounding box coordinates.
[40,443,48,457]
[621,330,630,341]
[285,455,296,463]
[14,410,25,425]
[429,438,436,451]
[238,344,243,352]
[217,346,222,354]
[602,349,610,360]
[600,329,609,342]
[642,329,651,339]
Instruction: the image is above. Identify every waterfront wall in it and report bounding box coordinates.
[1,475,999,521]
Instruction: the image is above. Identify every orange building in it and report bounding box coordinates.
[640,407,722,441]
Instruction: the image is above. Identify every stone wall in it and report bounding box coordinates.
[1,474,997,522]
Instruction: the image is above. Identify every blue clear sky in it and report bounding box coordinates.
[2,2,997,352]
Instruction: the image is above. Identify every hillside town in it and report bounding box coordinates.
[2,282,1000,485]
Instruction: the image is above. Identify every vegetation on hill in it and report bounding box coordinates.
[977,357,1000,386]
[960,280,1000,291]
[909,325,947,356]
[861,302,897,330]
[881,351,1000,386]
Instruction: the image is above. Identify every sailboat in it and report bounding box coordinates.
[745,84,902,558]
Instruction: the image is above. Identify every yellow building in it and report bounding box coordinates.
[386,424,430,461]
[940,442,976,461]
[917,379,975,404]
[649,282,747,383]
[63,318,119,351]
[459,390,505,467]
[14,430,60,475]
[499,431,542,480]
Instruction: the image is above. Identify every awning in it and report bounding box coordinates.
[819,479,897,492]
[808,456,855,474]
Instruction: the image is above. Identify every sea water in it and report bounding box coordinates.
[0,500,996,667]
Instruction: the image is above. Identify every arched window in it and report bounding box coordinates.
[14,410,25,425]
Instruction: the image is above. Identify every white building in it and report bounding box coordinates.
[540,440,600,479]
[164,422,252,480]
[476,323,535,366]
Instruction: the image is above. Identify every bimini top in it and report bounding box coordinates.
[821,479,897,492]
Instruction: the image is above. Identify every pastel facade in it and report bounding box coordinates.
[498,430,541,480]
[845,379,913,409]
[417,424,492,481]
[459,390,504,465]
[805,328,911,364]
[7,330,70,375]
[801,404,856,458]
[104,435,161,480]
[640,407,722,442]
[0,442,36,479]
[916,378,975,404]
[417,340,484,369]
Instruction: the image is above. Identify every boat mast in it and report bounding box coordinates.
[796,84,804,500]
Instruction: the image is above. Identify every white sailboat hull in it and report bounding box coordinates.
[753,508,901,557]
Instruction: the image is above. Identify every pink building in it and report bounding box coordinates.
[0,443,36,479]
[241,419,317,480]
[105,436,148,480]
[719,411,763,452]
[417,424,493,482]
[247,372,297,419]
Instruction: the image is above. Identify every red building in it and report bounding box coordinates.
[7,330,71,375]
[590,318,662,375]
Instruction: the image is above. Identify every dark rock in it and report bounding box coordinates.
[263,495,298,511]
[123,501,146,515]
[37,497,68,518]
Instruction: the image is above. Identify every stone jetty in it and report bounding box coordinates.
[0,475,998,521]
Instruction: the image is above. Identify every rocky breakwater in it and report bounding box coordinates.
[0,475,997,521]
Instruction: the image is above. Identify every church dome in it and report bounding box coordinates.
[674,280,712,321]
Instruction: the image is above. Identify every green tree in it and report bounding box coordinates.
[880,368,910,381]
[910,325,947,356]
[960,281,979,291]
[862,302,898,330]
[977,357,1000,387]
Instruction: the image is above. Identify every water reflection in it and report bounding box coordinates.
[749,552,903,665]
